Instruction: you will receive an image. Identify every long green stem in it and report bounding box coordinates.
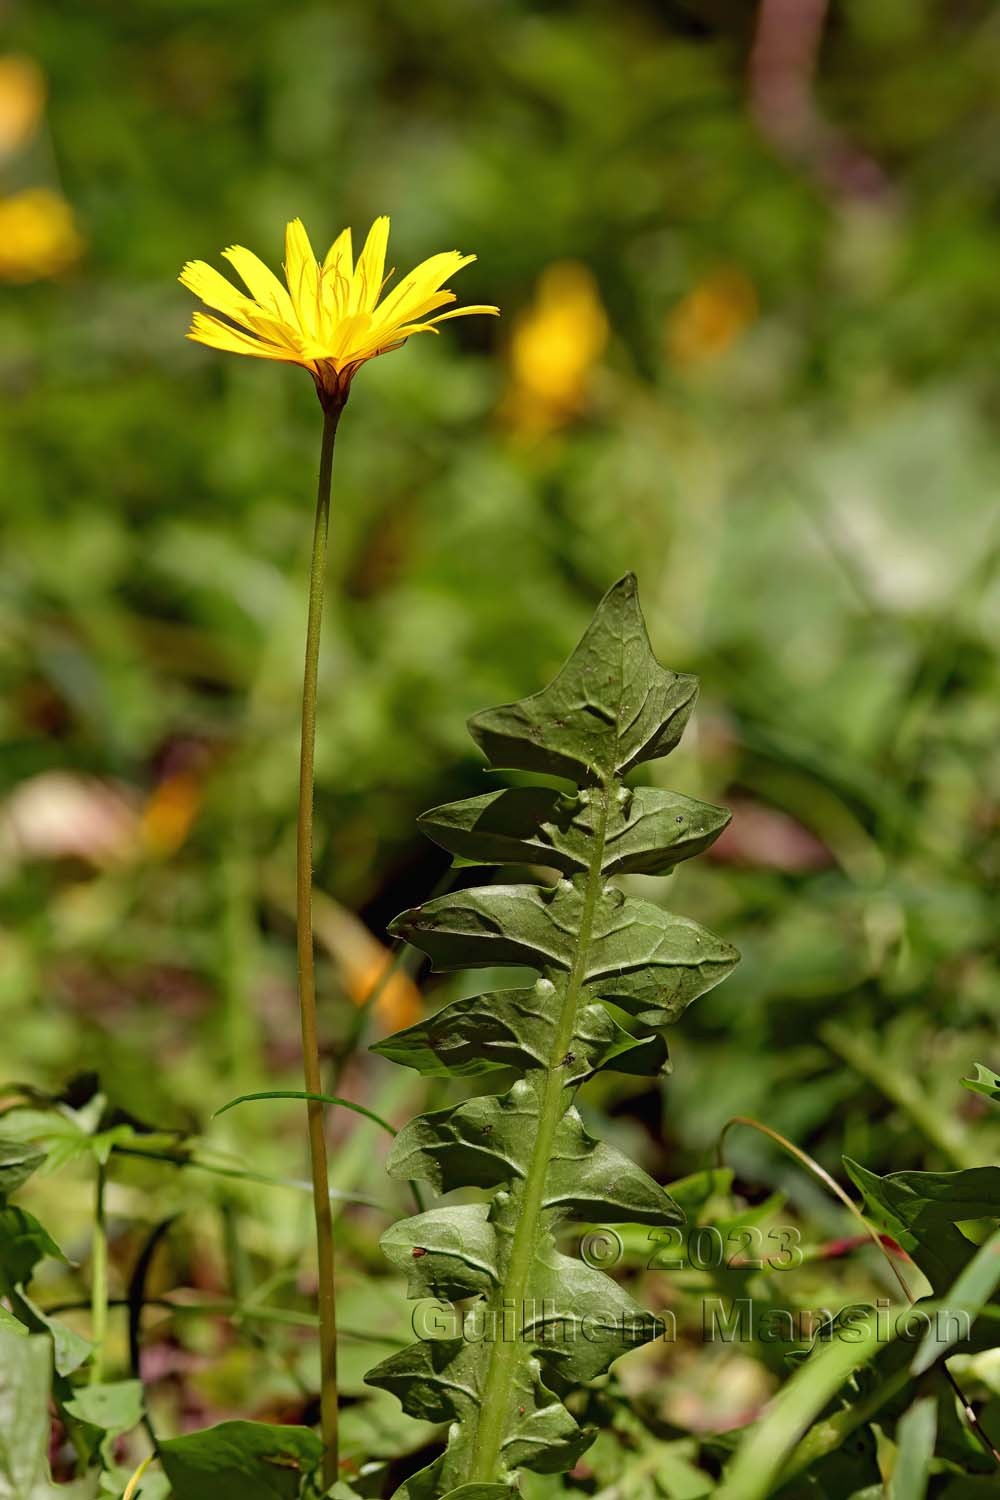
[297,401,343,1487]
[469,778,612,1484]
[90,1160,108,1384]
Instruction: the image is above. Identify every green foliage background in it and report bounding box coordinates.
[0,0,997,1491]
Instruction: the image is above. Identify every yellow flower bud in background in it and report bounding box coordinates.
[0,54,45,158]
[0,187,84,282]
[504,260,608,437]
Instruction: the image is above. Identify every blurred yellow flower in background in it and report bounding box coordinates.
[0,187,84,282]
[504,260,608,437]
[180,216,499,408]
[666,265,757,369]
[0,55,45,158]
[140,769,205,858]
[0,55,85,283]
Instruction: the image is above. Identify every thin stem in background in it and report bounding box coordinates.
[89,1160,108,1384]
[49,1294,409,1344]
[297,399,344,1488]
[110,1141,383,1206]
[716,1114,913,1300]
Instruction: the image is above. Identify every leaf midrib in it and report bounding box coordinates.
[467,774,613,1484]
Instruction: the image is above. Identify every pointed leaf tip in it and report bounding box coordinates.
[468,577,698,783]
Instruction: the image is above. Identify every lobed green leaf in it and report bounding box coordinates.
[372,985,667,1081]
[419,784,730,876]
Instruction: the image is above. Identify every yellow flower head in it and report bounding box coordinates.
[180,216,498,409]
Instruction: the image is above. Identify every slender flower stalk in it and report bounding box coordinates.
[297,399,343,1483]
[180,217,497,1487]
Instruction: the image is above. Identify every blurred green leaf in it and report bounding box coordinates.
[63,1381,144,1472]
[887,1395,936,1500]
[0,1143,46,1205]
[715,1325,899,1500]
[0,1330,96,1499]
[0,1209,65,1298]
[911,1228,1000,1374]
[0,1311,27,1341]
[10,1296,92,1379]
[159,1421,322,1500]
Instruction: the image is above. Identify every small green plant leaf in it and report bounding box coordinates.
[62,1381,144,1471]
[367,576,738,1497]
[9,1294,92,1378]
[0,1309,27,1340]
[0,1329,98,1499]
[0,1102,165,1171]
[0,1206,88,1375]
[962,1064,1000,1106]
[379,1204,499,1301]
[158,1420,323,1499]
[843,1159,1000,1294]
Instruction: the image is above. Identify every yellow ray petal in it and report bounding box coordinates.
[427,303,500,322]
[375,322,440,342]
[284,218,320,338]
[352,304,498,364]
[323,225,353,275]
[344,327,435,364]
[187,311,307,365]
[221,245,295,321]
[353,216,390,314]
[367,290,456,344]
[240,307,307,353]
[374,251,476,324]
[400,249,477,290]
[329,310,375,359]
[179,260,253,323]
